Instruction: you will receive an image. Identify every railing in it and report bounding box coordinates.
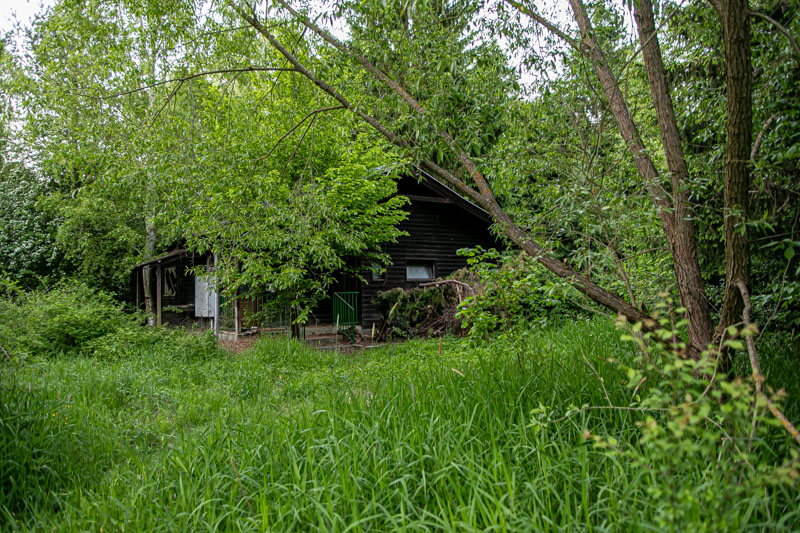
[218,291,293,334]
[333,292,359,342]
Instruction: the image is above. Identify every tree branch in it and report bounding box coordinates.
[750,10,800,62]
[503,0,579,49]
[233,0,654,330]
[273,2,497,196]
[229,3,409,151]
[751,112,779,159]
[255,105,344,162]
[280,112,315,175]
[84,66,300,100]
[0,343,11,362]
[736,279,800,447]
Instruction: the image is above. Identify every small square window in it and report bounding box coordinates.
[406,261,434,280]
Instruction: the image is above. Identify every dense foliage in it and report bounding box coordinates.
[1,0,797,328]
[0,165,63,288]
[1,0,799,529]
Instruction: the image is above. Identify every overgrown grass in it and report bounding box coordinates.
[1,317,799,531]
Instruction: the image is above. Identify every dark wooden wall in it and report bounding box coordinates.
[131,177,499,333]
[360,177,498,328]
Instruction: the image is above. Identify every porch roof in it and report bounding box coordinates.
[134,248,190,268]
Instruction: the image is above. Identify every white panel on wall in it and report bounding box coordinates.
[194,276,216,317]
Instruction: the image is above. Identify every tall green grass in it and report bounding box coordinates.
[1,318,799,531]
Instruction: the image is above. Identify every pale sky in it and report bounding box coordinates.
[0,0,52,35]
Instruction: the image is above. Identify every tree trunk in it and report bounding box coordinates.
[569,0,713,352]
[141,33,159,327]
[631,0,714,349]
[143,224,157,326]
[714,0,753,347]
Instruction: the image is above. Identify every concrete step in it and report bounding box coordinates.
[304,324,362,337]
[304,334,342,346]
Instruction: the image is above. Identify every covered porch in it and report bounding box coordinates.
[131,249,366,345]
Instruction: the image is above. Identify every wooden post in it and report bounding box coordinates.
[213,253,220,337]
[234,288,241,336]
[135,269,141,311]
[156,263,162,327]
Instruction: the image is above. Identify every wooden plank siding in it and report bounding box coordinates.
[359,176,498,328]
[132,251,210,327]
[131,175,499,333]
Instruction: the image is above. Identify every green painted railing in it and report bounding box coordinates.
[333,292,359,343]
[218,291,293,333]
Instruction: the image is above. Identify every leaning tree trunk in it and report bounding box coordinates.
[569,0,714,353]
[231,2,655,331]
[632,0,715,350]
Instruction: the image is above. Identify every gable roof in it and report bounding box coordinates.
[403,167,492,224]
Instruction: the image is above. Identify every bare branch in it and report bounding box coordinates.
[85,66,299,100]
[736,279,762,391]
[580,345,612,406]
[280,112,315,175]
[230,456,252,512]
[229,3,408,150]
[620,1,685,77]
[149,79,184,126]
[503,0,579,49]
[419,279,476,296]
[751,112,779,159]
[546,404,667,425]
[255,105,344,162]
[737,279,800,447]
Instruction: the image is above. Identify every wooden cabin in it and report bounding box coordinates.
[131,171,498,339]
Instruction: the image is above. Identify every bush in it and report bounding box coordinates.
[0,281,136,357]
[572,300,800,530]
[87,325,220,361]
[372,247,582,340]
[456,247,574,339]
[0,278,224,362]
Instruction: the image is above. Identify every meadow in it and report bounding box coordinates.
[2,314,799,532]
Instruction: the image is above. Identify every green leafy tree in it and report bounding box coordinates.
[0,164,64,288]
[223,0,798,357]
[11,0,410,320]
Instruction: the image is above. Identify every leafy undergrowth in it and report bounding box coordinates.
[1,317,799,531]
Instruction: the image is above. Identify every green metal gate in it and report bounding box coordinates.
[333,292,359,342]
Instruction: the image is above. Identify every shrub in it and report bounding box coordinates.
[0,279,148,358]
[568,300,800,530]
[9,281,136,357]
[456,247,574,339]
[87,325,220,361]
